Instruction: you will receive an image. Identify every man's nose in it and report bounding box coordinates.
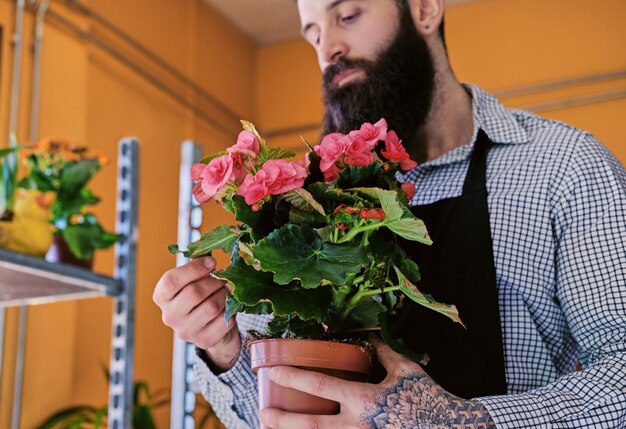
[319,31,348,69]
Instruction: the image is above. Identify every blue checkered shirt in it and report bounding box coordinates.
[193,84,626,429]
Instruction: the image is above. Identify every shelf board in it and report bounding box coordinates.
[0,248,122,308]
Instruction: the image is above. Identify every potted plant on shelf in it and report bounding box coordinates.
[19,138,121,268]
[170,120,463,418]
[0,135,54,257]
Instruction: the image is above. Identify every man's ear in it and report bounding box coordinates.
[406,0,444,37]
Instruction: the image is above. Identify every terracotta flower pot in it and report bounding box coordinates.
[45,234,93,270]
[249,338,373,426]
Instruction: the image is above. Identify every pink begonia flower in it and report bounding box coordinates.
[262,159,308,195]
[230,153,250,184]
[199,154,234,198]
[192,181,212,203]
[348,118,388,149]
[401,182,416,200]
[190,163,205,181]
[323,163,341,182]
[237,170,271,205]
[381,131,418,171]
[360,208,386,220]
[344,135,375,167]
[227,130,260,158]
[314,132,348,174]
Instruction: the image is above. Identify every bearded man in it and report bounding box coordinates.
[154,1,626,427]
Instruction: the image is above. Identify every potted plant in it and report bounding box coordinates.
[170,120,463,418]
[19,138,121,268]
[0,135,54,257]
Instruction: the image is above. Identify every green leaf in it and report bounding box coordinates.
[280,188,326,216]
[1,135,19,213]
[62,222,121,260]
[252,224,369,289]
[350,296,386,327]
[214,256,332,323]
[58,159,100,201]
[258,146,296,163]
[386,218,432,245]
[199,150,228,164]
[187,225,240,258]
[336,162,384,188]
[224,294,272,322]
[267,315,327,339]
[232,195,274,236]
[393,265,464,327]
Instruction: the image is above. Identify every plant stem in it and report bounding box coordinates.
[343,285,402,319]
[337,221,386,244]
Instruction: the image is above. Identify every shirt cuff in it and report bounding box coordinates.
[193,343,259,429]
[475,394,552,429]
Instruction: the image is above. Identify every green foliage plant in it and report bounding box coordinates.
[171,120,464,361]
[19,138,120,260]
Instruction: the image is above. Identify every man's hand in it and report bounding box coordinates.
[259,335,497,429]
[153,256,240,372]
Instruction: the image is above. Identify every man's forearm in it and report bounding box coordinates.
[362,372,497,428]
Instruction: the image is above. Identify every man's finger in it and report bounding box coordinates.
[268,366,355,403]
[259,407,338,429]
[154,257,218,303]
[368,334,416,370]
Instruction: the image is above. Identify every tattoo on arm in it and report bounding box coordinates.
[363,372,497,428]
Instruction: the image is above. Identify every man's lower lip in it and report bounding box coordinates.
[334,70,364,87]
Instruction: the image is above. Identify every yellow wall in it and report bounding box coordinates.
[0,0,625,428]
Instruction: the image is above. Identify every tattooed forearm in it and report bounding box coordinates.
[362,372,497,428]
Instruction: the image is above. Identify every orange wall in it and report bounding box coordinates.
[0,0,252,427]
[1,0,625,428]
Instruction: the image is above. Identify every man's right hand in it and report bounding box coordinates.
[153,256,240,372]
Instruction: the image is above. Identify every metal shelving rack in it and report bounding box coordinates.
[170,140,203,429]
[0,138,139,429]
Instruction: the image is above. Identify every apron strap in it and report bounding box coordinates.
[463,130,492,194]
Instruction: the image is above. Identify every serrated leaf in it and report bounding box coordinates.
[252,224,368,289]
[258,147,296,163]
[224,294,272,322]
[187,225,240,258]
[167,244,191,258]
[280,188,326,216]
[393,265,464,327]
[386,218,432,245]
[350,296,386,327]
[214,256,332,322]
[199,151,228,164]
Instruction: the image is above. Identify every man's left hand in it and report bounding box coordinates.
[259,335,497,429]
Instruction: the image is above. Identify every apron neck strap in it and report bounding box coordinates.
[463,130,493,194]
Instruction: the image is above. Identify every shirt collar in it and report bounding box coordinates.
[465,83,529,146]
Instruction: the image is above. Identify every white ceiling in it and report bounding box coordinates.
[203,0,477,46]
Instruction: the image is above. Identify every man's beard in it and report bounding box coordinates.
[321,6,436,154]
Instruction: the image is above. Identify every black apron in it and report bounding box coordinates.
[391,130,507,399]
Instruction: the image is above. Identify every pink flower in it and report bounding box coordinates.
[381,131,417,171]
[314,133,347,174]
[344,135,375,167]
[237,170,271,205]
[262,159,307,195]
[401,182,416,200]
[227,130,260,158]
[198,154,234,199]
[323,163,341,182]
[348,118,387,149]
[192,182,212,203]
[190,163,205,181]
